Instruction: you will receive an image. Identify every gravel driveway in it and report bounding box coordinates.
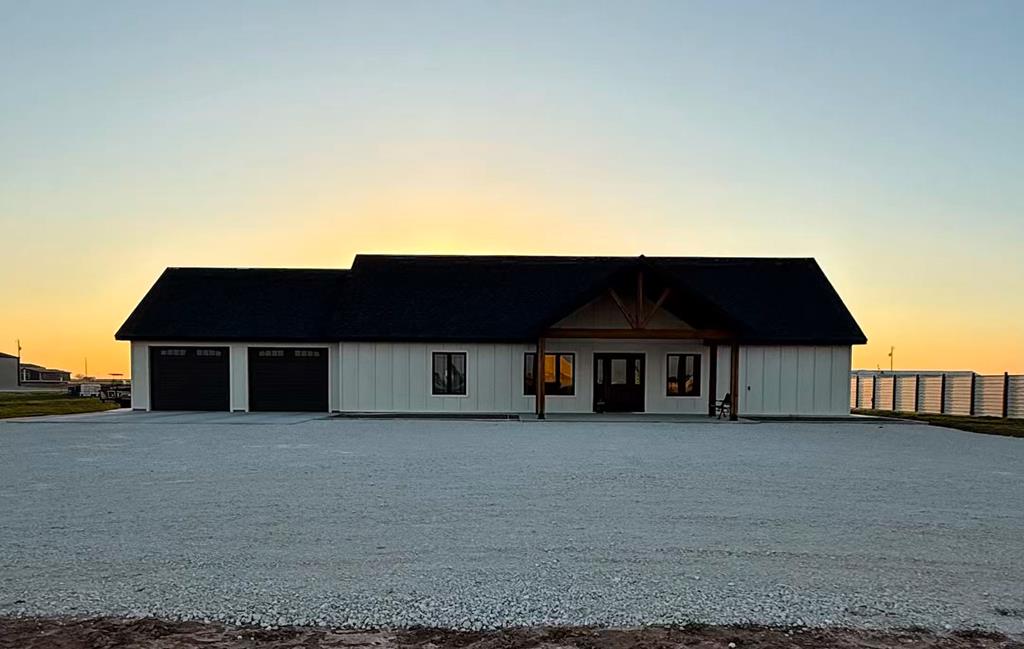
[1,413,1022,632]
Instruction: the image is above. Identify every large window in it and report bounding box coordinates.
[432,352,467,395]
[666,353,701,397]
[524,352,575,396]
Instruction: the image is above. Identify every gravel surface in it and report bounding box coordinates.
[1,414,1022,633]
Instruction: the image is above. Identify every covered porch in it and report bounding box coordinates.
[528,262,743,420]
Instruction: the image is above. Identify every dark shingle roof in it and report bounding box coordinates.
[652,257,865,344]
[115,268,349,342]
[116,256,866,344]
[0,351,17,359]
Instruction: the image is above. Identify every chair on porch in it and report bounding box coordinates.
[715,392,731,419]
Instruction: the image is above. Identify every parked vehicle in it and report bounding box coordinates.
[100,384,132,408]
[68,383,101,398]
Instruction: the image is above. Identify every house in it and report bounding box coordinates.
[19,363,72,384]
[115,255,866,418]
[0,352,18,389]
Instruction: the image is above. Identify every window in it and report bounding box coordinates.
[258,350,285,357]
[159,349,186,356]
[196,349,222,357]
[524,352,575,396]
[294,350,321,358]
[432,352,467,395]
[667,353,701,396]
[611,358,627,384]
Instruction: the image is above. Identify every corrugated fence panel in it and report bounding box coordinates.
[850,372,1024,417]
[875,376,895,411]
[974,375,1004,417]
[894,376,917,411]
[857,375,875,409]
[944,375,973,416]
[1009,376,1024,419]
[918,375,942,413]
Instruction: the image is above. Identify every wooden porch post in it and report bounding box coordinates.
[536,337,546,419]
[729,342,740,421]
[707,343,718,417]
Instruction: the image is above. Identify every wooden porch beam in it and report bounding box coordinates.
[608,289,637,328]
[707,342,718,417]
[638,287,672,329]
[536,337,546,420]
[635,270,644,328]
[543,328,731,340]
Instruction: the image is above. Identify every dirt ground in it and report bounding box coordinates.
[1,618,1021,649]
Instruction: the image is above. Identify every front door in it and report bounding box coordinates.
[593,353,645,412]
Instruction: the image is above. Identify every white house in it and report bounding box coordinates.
[116,255,866,418]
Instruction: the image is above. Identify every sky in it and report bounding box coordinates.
[1,0,1022,377]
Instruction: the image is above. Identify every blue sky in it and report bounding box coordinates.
[1,1,1022,374]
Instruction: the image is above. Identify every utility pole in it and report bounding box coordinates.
[16,339,21,386]
[888,346,895,373]
[84,357,88,379]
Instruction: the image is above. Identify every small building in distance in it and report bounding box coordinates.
[19,363,72,385]
[0,352,18,389]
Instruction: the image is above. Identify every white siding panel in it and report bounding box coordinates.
[717,345,732,399]
[742,347,764,415]
[831,346,851,413]
[495,347,513,412]
[130,342,150,410]
[479,343,495,405]
[374,345,392,410]
[391,345,409,411]
[410,344,428,411]
[328,344,340,412]
[230,344,247,411]
[761,347,782,415]
[797,347,816,413]
[781,347,799,414]
[341,344,359,410]
[812,347,832,413]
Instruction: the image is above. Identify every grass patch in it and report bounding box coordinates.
[0,392,120,419]
[853,409,1024,438]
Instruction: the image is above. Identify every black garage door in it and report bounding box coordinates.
[248,348,328,412]
[150,346,229,411]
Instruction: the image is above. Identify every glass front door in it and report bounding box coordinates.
[593,353,645,412]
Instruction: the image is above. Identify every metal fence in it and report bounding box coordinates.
[850,371,1024,418]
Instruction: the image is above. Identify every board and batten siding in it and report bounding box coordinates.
[739,346,851,416]
[130,340,852,416]
[338,342,535,413]
[338,341,851,416]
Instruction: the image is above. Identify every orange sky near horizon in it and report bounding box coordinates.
[3,190,1021,378]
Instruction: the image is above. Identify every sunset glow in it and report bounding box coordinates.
[2,2,1021,377]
